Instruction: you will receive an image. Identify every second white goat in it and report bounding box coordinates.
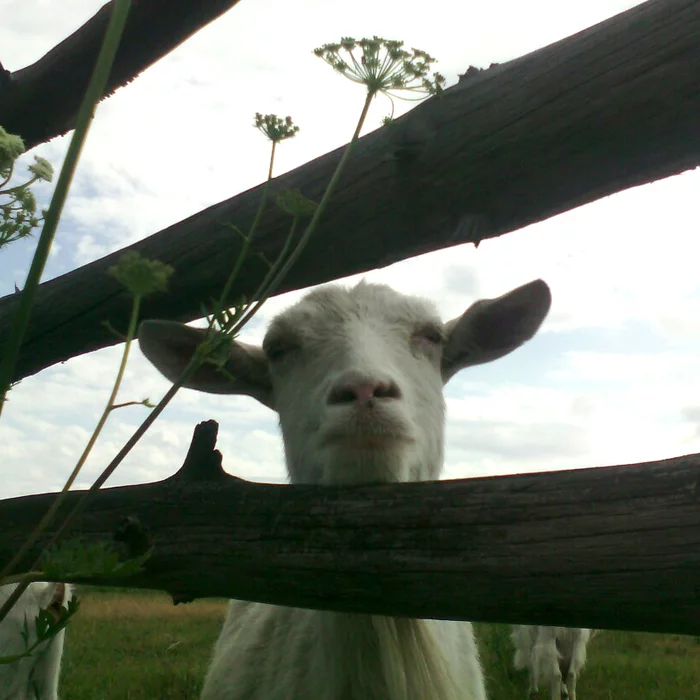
[139,278,552,700]
[511,625,596,700]
[0,582,74,700]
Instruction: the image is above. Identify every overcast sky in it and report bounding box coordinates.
[3,0,699,499]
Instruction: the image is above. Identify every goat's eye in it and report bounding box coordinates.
[264,338,298,362]
[413,325,444,346]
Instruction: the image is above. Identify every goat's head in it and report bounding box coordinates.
[139,279,551,485]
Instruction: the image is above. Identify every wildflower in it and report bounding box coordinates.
[108,251,174,297]
[14,187,37,215]
[0,126,54,248]
[28,156,54,183]
[0,186,40,248]
[0,126,25,178]
[254,113,300,143]
[314,36,445,100]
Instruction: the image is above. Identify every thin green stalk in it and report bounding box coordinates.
[0,585,25,633]
[1,637,58,665]
[0,295,142,584]
[0,164,14,190]
[255,91,374,301]
[31,363,196,550]
[0,355,193,627]
[268,140,277,182]
[250,218,299,302]
[0,0,132,416]
[112,400,148,410]
[5,139,285,572]
[215,140,277,316]
[22,92,376,557]
[219,92,374,335]
[218,216,300,336]
[0,570,45,629]
[0,571,43,587]
[0,176,40,196]
[0,569,74,656]
[1,88,377,615]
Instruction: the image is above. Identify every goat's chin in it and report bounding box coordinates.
[319,438,411,485]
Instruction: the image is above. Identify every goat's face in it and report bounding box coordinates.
[139,279,551,485]
[261,283,446,484]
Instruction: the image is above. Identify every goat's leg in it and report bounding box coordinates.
[528,659,543,697]
[550,672,563,700]
[565,671,577,700]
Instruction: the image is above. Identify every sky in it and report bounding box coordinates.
[2,0,700,499]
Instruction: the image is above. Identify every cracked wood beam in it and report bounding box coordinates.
[0,0,243,150]
[2,420,700,635]
[3,0,699,382]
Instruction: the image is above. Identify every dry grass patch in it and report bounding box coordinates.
[77,592,227,620]
[59,589,700,700]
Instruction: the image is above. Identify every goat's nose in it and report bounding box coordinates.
[327,378,401,406]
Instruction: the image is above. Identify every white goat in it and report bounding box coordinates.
[0,582,74,700]
[511,625,596,700]
[139,278,552,700]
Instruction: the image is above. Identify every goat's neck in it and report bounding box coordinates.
[313,611,459,700]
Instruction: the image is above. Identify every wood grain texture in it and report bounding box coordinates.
[3,421,700,634]
[3,0,699,382]
[0,0,243,149]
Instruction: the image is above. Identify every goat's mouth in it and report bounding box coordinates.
[320,425,415,450]
[322,433,414,449]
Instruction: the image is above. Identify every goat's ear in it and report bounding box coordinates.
[441,279,551,383]
[138,320,274,409]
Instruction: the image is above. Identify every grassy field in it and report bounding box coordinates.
[59,588,700,699]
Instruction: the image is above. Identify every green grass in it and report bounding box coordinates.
[61,588,224,699]
[59,588,700,699]
[476,623,700,700]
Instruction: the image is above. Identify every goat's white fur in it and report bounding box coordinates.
[511,626,596,700]
[139,278,552,700]
[0,582,74,700]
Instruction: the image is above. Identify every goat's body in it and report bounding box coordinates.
[139,278,552,700]
[511,626,593,700]
[202,601,485,700]
[0,582,73,700]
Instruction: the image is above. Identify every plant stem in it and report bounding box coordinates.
[34,364,195,549]
[2,140,281,588]
[0,176,40,196]
[0,351,192,627]
[0,89,377,614]
[268,140,277,182]
[0,295,142,585]
[215,91,374,336]
[0,0,132,417]
[254,91,374,300]
[215,140,277,319]
[0,163,14,189]
[112,400,148,410]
